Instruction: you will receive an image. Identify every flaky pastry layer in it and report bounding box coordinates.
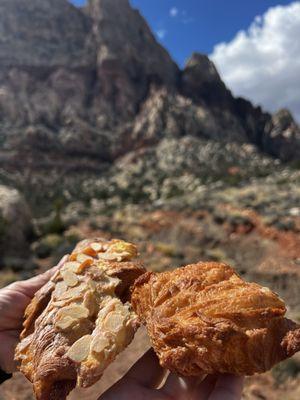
[131,262,300,376]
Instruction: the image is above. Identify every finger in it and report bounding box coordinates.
[208,375,244,400]
[194,375,219,399]
[161,373,208,400]
[0,331,20,373]
[7,255,68,298]
[99,349,167,400]
[99,381,165,400]
[124,348,166,389]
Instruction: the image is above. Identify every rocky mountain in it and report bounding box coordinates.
[0,0,299,172]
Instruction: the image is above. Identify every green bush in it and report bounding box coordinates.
[44,213,65,235]
[0,211,7,241]
[32,234,64,258]
[272,358,300,385]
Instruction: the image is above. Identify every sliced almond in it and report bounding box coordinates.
[52,300,72,308]
[96,299,118,323]
[113,301,129,316]
[77,258,93,274]
[66,335,92,363]
[59,283,86,300]
[64,261,81,274]
[55,316,75,331]
[57,304,89,321]
[69,253,79,262]
[54,281,68,298]
[91,242,104,252]
[83,290,98,317]
[103,279,120,293]
[107,241,137,260]
[69,253,93,263]
[98,251,134,262]
[61,269,79,287]
[91,334,110,354]
[94,275,120,294]
[82,246,97,257]
[104,313,125,333]
[98,252,120,261]
[77,253,94,263]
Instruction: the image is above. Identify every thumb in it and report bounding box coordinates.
[160,373,208,400]
[208,375,244,400]
[7,255,68,298]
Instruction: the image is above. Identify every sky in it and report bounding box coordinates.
[71,0,300,120]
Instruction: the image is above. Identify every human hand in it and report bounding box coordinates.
[99,349,244,400]
[0,256,67,373]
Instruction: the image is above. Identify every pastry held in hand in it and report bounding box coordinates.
[15,238,146,400]
[131,262,300,376]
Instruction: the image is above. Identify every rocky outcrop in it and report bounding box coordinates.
[0,185,32,264]
[263,109,300,162]
[130,87,247,145]
[0,0,93,67]
[88,0,178,120]
[181,53,233,109]
[0,0,180,160]
[180,53,271,147]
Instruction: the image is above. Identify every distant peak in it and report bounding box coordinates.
[185,53,210,67]
[273,108,294,121]
[87,0,131,14]
[184,52,222,83]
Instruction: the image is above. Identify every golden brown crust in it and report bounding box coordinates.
[131,262,300,376]
[15,238,146,400]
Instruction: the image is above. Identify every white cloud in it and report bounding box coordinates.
[210,2,300,121]
[156,29,167,40]
[170,7,179,17]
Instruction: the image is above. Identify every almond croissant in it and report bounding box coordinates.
[131,262,300,376]
[15,238,146,400]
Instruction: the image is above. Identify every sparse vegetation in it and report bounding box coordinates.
[272,358,300,385]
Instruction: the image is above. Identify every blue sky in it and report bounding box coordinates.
[72,0,293,66]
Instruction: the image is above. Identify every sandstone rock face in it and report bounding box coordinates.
[180,53,270,146]
[181,53,232,108]
[88,0,178,120]
[0,185,32,262]
[0,0,299,170]
[263,109,300,162]
[131,87,247,145]
[0,0,93,67]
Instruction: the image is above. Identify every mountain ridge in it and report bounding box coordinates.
[0,0,299,170]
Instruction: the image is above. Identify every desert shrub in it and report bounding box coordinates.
[155,242,178,257]
[0,270,20,288]
[32,234,64,258]
[43,199,66,235]
[222,174,242,186]
[0,211,7,240]
[43,212,65,235]
[289,160,300,170]
[272,358,300,385]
